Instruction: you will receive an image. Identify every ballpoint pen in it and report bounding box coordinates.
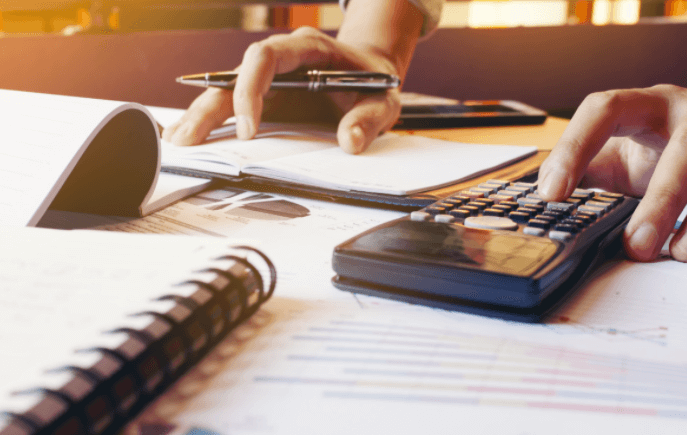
[176,70,400,92]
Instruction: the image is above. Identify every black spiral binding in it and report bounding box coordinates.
[0,246,276,435]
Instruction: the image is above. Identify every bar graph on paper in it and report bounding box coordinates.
[252,314,687,421]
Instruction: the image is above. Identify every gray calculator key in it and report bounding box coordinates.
[479,183,504,192]
[547,202,576,213]
[410,211,431,221]
[435,214,455,223]
[464,216,518,231]
[517,197,544,207]
[573,188,594,199]
[549,230,572,241]
[500,189,524,199]
[586,200,612,212]
[471,187,496,196]
[513,182,537,192]
[578,205,605,216]
[523,226,546,236]
[486,179,510,188]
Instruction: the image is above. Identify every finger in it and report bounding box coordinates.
[337,90,401,154]
[232,27,380,140]
[163,87,234,146]
[623,124,687,261]
[538,89,669,201]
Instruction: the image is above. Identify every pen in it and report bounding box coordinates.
[176,70,400,92]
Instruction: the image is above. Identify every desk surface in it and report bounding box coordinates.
[399,117,569,151]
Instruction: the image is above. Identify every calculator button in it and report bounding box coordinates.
[569,193,590,202]
[484,208,506,217]
[568,215,591,226]
[574,211,597,222]
[521,204,544,214]
[473,198,495,207]
[592,194,621,206]
[504,185,530,194]
[526,193,543,201]
[542,211,565,221]
[565,198,583,207]
[549,230,572,241]
[435,202,456,211]
[449,209,471,220]
[450,195,472,205]
[425,205,448,215]
[554,224,578,233]
[599,191,623,199]
[500,189,524,199]
[459,190,485,199]
[509,211,531,222]
[500,201,520,210]
[464,216,518,231]
[443,198,466,207]
[435,214,455,224]
[458,205,480,216]
[486,179,511,188]
[489,194,515,203]
[471,187,496,196]
[517,197,544,207]
[561,218,586,229]
[493,204,514,213]
[572,188,594,199]
[410,211,431,221]
[586,200,612,212]
[578,205,605,217]
[467,201,488,211]
[513,182,537,193]
[523,226,546,236]
[533,215,557,225]
[547,202,576,213]
[527,219,551,229]
[478,183,504,192]
[514,208,535,218]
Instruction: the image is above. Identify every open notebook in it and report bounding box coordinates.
[0,90,212,227]
[0,227,276,435]
[161,122,538,197]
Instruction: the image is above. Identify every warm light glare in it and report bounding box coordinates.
[468,1,567,28]
[613,0,641,24]
[665,0,687,16]
[76,8,91,28]
[591,0,612,25]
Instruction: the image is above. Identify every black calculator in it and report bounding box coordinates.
[332,180,639,322]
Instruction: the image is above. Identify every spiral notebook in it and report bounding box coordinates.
[0,227,276,435]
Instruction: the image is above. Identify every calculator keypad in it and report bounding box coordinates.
[411,179,623,241]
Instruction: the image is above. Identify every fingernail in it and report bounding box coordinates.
[236,115,254,140]
[348,126,365,154]
[538,167,570,199]
[628,222,659,257]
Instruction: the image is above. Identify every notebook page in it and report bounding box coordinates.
[0,90,149,226]
[242,134,538,195]
[0,227,238,413]
[161,123,337,177]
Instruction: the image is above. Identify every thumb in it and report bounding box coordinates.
[337,92,401,154]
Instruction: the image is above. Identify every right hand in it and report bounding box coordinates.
[162,26,403,154]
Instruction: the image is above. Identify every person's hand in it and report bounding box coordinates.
[162,27,403,154]
[538,84,687,262]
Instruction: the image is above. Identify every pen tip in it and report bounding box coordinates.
[175,77,182,83]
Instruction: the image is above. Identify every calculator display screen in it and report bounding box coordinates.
[350,221,560,277]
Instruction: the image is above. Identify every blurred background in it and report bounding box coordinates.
[2,0,687,117]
